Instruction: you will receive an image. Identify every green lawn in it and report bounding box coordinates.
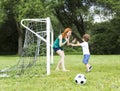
[0,55,120,91]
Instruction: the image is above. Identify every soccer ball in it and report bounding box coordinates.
[74,73,87,85]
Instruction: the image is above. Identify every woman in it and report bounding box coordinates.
[53,28,72,71]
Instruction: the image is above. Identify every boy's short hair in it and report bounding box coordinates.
[83,34,90,42]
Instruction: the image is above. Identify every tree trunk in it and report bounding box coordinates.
[74,20,85,37]
[16,23,23,55]
[18,32,23,55]
[72,14,85,37]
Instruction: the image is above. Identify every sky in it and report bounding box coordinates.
[89,6,113,23]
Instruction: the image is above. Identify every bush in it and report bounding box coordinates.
[90,21,120,54]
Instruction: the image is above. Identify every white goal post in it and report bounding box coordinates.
[21,17,54,75]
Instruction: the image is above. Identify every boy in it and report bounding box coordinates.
[71,34,93,72]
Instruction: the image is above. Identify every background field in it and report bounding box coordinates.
[0,55,120,91]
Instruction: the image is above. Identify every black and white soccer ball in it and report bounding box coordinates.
[74,74,87,85]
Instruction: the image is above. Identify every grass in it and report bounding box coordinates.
[0,55,120,91]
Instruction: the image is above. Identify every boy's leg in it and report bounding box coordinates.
[86,64,90,71]
[83,55,93,72]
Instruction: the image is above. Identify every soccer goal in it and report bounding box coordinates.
[0,17,54,77]
[20,17,54,75]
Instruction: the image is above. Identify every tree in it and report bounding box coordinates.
[13,0,46,55]
[0,0,52,55]
[89,0,120,54]
[50,0,92,40]
[90,18,120,54]
[91,0,120,22]
[0,1,7,25]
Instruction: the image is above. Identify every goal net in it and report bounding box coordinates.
[0,17,54,77]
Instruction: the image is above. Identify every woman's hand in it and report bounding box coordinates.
[59,35,68,47]
[65,37,69,42]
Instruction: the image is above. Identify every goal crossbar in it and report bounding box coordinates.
[21,19,47,43]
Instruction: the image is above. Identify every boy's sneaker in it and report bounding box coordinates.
[88,66,93,72]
